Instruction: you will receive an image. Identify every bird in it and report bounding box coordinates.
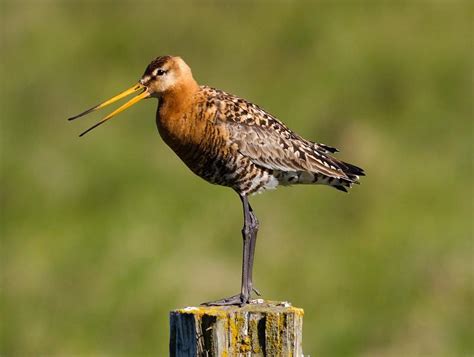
[68,55,365,306]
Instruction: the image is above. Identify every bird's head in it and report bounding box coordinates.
[68,55,195,136]
[140,55,194,96]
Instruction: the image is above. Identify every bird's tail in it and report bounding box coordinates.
[325,160,365,192]
[274,160,365,192]
[273,157,365,192]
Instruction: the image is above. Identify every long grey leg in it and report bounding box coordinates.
[202,193,259,306]
[244,197,259,295]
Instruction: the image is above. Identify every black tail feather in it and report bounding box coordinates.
[330,160,365,193]
[342,161,365,177]
[334,160,365,183]
[318,143,339,153]
[333,185,348,193]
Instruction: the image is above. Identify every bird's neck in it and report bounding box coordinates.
[159,79,200,115]
[156,78,201,152]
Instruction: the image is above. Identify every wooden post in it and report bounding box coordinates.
[170,300,304,356]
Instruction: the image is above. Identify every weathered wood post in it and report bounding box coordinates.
[170,300,303,356]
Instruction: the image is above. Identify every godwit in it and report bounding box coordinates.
[69,55,364,306]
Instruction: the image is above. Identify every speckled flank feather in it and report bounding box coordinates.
[157,83,364,196]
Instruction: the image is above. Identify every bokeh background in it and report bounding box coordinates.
[1,1,472,355]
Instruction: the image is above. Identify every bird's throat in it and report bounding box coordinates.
[156,81,201,151]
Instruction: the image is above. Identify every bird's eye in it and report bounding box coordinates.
[156,69,166,76]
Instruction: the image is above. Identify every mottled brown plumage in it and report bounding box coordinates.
[69,55,364,306]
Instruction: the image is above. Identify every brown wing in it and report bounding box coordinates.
[204,86,358,181]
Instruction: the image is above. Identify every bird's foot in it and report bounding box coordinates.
[201,287,262,306]
[201,293,248,307]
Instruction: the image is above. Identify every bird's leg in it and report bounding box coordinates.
[246,200,259,296]
[202,194,259,306]
[238,194,255,303]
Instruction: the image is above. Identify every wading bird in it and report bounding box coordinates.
[69,55,364,306]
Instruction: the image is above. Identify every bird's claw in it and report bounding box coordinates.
[201,286,263,306]
[201,293,249,307]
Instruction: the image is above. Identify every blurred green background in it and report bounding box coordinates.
[1,1,472,355]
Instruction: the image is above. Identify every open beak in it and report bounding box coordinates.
[68,83,150,137]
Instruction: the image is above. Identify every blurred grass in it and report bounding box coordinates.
[1,1,473,355]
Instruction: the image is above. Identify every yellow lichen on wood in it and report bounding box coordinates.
[227,312,238,350]
[266,312,282,354]
[248,314,262,353]
[240,335,251,353]
[176,306,228,318]
[170,301,303,356]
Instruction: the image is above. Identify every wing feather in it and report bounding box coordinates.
[204,87,356,181]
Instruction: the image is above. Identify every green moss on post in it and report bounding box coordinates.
[170,300,303,356]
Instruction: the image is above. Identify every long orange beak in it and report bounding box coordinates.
[68,83,150,137]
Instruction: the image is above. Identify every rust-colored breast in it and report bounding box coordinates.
[156,87,233,182]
